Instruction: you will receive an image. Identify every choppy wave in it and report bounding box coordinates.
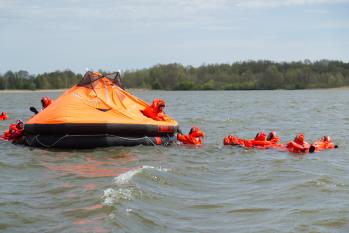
[102,165,171,206]
[102,188,135,206]
[113,165,170,185]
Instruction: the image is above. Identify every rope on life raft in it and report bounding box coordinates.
[25,134,173,148]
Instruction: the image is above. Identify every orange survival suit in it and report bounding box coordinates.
[286,133,310,153]
[310,136,337,153]
[142,99,166,121]
[41,96,53,109]
[1,120,24,143]
[177,127,205,145]
[223,134,245,146]
[0,112,8,120]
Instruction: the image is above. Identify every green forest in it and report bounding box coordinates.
[1,60,348,90]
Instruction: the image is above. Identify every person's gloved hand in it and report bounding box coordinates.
[29,106,39,114]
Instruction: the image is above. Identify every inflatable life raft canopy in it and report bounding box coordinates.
[24,71,179,148]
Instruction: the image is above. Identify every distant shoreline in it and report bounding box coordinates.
[1,61,349,90]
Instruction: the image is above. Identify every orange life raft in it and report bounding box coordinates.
[24,72,179,148]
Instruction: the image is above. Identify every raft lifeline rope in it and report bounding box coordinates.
[25,134,172,148]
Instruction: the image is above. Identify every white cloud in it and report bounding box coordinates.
[0,0,348,73]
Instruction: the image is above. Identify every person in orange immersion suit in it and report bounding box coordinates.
[245,131,279,148]
[286,133,311,153]
[309,136,338,153]
[240,131,267,148]
[1,120,24,143]
[30,96,53,115]
[1,126,13,140]
[0,112,9,120]
[266,131,281,144]
[223,134,242,145]
[255,131,267,141]
[142,98,167,121]
[10,120,25,143]
[177,127,205,145]
[41,96,53,109]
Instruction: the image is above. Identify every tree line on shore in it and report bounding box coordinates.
[1,60,348,90]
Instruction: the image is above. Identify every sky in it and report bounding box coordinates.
[0,0,348,74]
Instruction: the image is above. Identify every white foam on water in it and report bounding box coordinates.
[102,188,133,206]
[114,168,143,185]
[102,166,170,205]
[141,165,171,172]
[113,165,170,185]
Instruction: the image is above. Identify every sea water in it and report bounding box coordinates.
[0,89,349,233]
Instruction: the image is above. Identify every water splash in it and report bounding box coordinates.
[102,165,170,206]
[113,165,170,185]
[102,188,133,206]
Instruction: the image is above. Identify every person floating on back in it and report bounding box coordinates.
[286,133,310,153]
[177,127,205,145]
[0,112,9,121]
[142,98,167,121]
[223,134,243,146]
[1,120,24,143]
[10,120,24,144]
[309,136,338,153]
[1,124,14,140]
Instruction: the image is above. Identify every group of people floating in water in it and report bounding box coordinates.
[117,98,337,153]
[0,96,338,153]
[223,131,337,153]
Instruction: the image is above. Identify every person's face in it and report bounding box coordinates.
[159,105,165,111]
[17,122,24,129]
